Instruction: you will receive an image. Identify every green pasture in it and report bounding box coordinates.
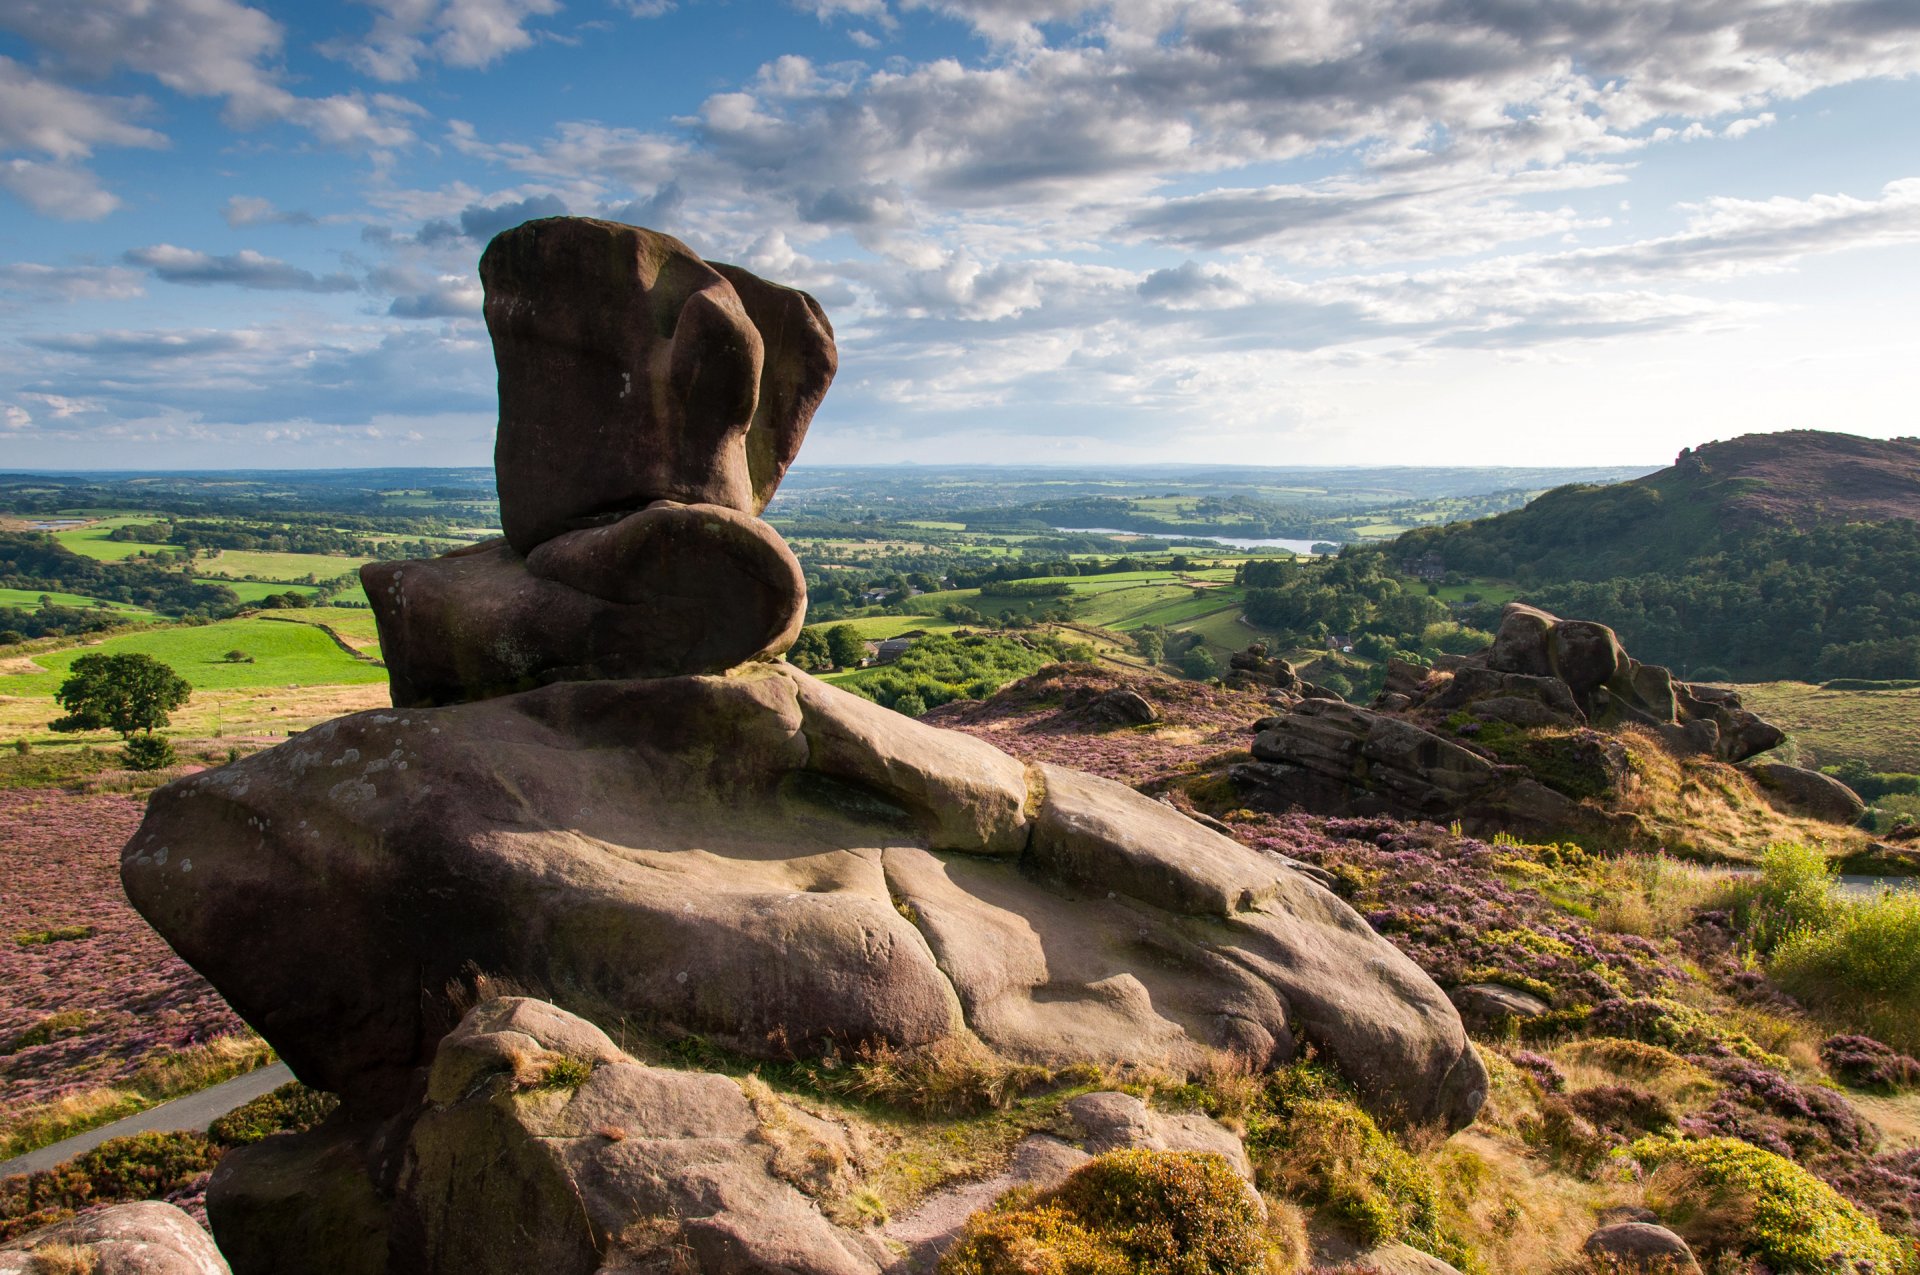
[801,615,963,641]
[1431,578,1523,604]
[1731,682,1920,774]
[51,518,173,561]
[0,618,389,696]
[223,580,321,603]
[263,607,383,647]
[200,549,373,583]
[0,588,154,615]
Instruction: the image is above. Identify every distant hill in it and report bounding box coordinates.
[1394,430,1920,582]
[1391,431,1920,681]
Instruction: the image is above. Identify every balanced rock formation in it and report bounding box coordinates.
[1231,603,1808,833]
[364,219,830,707]
[120,218,1489,1274]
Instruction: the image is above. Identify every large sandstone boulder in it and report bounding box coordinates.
[484,218,833,552]
[126,662,1484,1131]
[211,997,887,1275]
[1582,1221,1701,1272]
[362,219,832,706]
[0,1202,230,1275]
[1484,604,1781,762]
[363,504,805,707]
[1743,760,1867,825]
[1232,697,1580,835]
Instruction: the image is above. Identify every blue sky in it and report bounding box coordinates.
[1,0,1917,470]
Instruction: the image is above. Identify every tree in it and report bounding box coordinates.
[787,628,832,672]
[51,652,191,741]
[1180,646,1219,680]
[826,624,868,669]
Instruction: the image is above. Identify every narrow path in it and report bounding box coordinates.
[0,1063,294,1179]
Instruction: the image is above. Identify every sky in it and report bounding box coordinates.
[1,0,1918,471]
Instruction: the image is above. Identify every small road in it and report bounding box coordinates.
[0,1063,294,1179]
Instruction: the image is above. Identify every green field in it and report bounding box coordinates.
[200,549,373,583]
[1731,682,1920,773]
[51,518,172,561]
[801,615,962,641]
[0,619,389,696]
[259,607,383,652]
[223,580,322,602]
[0,587,154,615]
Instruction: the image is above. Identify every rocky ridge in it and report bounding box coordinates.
[1227,603,1861,840]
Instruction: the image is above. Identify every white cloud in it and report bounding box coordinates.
[222,195,318,227]
[0,0,423,151]
[0,56,166,160]
[124,245,360,292]
[0,262,146,301]
[0,159,125,220]
[330,0,564,82]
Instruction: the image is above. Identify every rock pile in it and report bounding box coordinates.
[1231,602,1861,831]
[102,218,1489,1274]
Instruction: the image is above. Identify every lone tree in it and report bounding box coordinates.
[825,624,868,670]
[51,652,191,769]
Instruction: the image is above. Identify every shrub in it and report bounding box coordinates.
[1770,886,1920,1055]
[1636,1135,1915,1273]
[1246,1065,1475,1271]
[940,1150,1273,1275]
[206,1081,339,1146]
[0,1131,219,1241]
[1823,1036,1920,1092]
[121,735,176,771]
[1731,841,1838,954]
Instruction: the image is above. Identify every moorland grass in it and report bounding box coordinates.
[1731,681,1920,774]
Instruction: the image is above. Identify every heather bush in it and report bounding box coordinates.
[939,1150,1276,1275]
[0,1131,218,1241]
[1681,1059,1876,1161]
[206,1081,339,1145]
[1636,1135,1915,1274]
[1823,1036,1920,1092]
[1582,997,1782,1067]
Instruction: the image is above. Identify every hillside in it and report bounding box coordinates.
[1390,432,1920,681]
[1395,430,1920,582]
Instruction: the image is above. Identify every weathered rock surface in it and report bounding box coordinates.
[1743,760,1867,825]
[1582,1221,1701,1272]
[1449,983,1551,1033]
[126,662,1484,1131]
[363,504,806,707]
[0,1201,231,1275]
[1233,697,1580,834]
[1229,605,1791,832]
[1087,686,1158,726]
[484,218,834,552]
[1345,1242,1465,1274]
[210,997,887,1275]
[363,219,831,705]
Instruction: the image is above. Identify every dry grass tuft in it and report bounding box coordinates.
[26,1243,99,1275]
